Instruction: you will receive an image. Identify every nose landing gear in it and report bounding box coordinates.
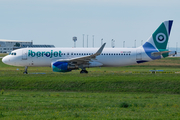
[23,66,28,74]
[80,68,88,74]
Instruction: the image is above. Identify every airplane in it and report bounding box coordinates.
[2,20,176,74]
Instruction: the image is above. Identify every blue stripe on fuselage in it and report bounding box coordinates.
[143,42,161,60]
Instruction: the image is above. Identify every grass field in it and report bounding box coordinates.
[0,53,8,57]
[0,57,180,119]
[1,91,180,120]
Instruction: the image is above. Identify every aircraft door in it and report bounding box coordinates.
[22,50,28,60]
[136,49,142,60]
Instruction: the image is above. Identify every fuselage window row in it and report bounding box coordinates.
[60,53,131,56]
[28,52,131,57]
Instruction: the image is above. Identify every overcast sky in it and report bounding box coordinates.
[0,0,179,48]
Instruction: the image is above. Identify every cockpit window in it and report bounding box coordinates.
[11,53,16,55]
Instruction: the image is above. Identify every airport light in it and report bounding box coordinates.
[83,34,84,48]
[113,39,115,48]
[123,41,125,48]
[141,40,143,45]
[87,35,88,48]
[111,39,115,48]
[92,35,94,48]
[101,39,103,46]
[176,42,178,56]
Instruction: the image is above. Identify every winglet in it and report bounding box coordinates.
[94,43,106,56]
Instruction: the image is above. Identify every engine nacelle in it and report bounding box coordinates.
[51,61,78,72]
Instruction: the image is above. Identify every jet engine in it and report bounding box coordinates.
[51,61,78,72]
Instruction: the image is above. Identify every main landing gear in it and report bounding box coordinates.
[23,66,28,74]
[80,68,88,74]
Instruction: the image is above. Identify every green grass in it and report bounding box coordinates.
[0,72,180,94]
[0,53,8,57]
[0,57,180,119]
[0,91,180,120]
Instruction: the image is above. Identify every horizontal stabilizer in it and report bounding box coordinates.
[151,51,176,57]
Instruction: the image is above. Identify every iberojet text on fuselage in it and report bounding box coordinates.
[28,50,62,58]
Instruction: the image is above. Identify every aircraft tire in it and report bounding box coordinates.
[80,70,88,74]
[23,72,28,74]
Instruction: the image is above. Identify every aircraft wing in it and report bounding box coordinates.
[57,43,106,65]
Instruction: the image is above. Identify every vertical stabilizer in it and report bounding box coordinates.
[142,20,173,59]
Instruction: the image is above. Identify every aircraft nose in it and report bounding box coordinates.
[2,56,9,64]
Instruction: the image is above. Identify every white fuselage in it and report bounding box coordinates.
[2,47,154,67]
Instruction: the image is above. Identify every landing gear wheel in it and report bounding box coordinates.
[80,70,88,74]
[23,71,28,74]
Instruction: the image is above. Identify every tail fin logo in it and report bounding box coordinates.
[156,33,166,43]
[142,20,173,59]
